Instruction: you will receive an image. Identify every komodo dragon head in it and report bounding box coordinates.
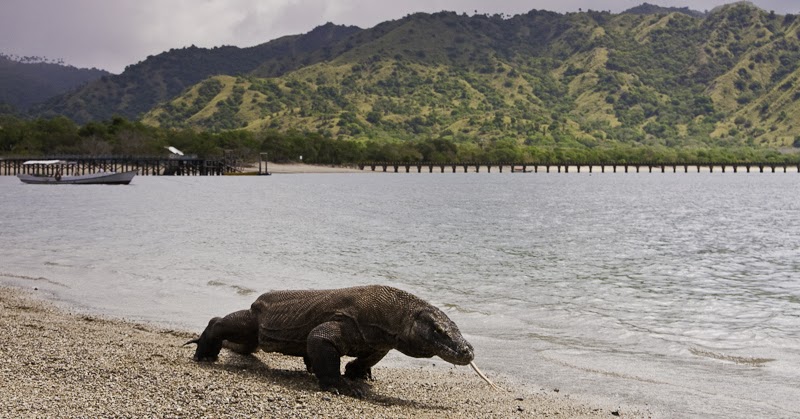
[400,307,475,365]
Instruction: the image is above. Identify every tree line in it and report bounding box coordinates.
[1,115,798,164]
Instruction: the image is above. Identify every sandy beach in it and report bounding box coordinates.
[0,285,650,418]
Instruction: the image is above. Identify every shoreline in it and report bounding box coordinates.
[0,285,647,417]
[2,161,797,175]
[252,163,800,174]
[243,163,364,174]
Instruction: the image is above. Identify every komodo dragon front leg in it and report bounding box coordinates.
[306,320,387,397]
[186,309,259,362]
[344,349,390,381]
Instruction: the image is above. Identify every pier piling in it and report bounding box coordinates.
[352,162,799,175]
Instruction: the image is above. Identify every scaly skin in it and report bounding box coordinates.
[187,285,475,397]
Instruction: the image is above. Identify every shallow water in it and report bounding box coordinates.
[1,173,799,418]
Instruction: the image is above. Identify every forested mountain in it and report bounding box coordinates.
[30,3,800,148]
[0,54,108,111]
[30,23,360,123]
[622,3,707,18]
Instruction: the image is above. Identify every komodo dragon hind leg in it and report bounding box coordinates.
[303,356,314,374]
[306,321,368,397]
[187,309,258,362]
[345,349,390,381]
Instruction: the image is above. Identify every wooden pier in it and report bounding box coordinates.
[0,156,230,176]
[358,162,800,174]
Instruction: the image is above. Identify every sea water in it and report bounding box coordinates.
[1,173,798,418]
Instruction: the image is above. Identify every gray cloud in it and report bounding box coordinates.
[1,0,798,73]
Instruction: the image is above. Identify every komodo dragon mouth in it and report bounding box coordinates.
[432,335,503,390]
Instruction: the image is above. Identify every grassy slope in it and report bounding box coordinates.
[144,4,800,147]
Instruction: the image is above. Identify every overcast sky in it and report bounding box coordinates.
[1,0,798,74]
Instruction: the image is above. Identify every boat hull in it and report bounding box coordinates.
[17,170,137,185]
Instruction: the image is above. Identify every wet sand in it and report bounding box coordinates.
[0,285,648,418]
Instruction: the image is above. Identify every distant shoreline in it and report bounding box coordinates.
[252,163,800,174]
[242,162,364,174]
[2,161,798,176]
[0,284,644,417]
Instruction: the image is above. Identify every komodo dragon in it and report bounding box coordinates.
[185,284,499,396]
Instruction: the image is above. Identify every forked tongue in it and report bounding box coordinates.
[469,361,505,391]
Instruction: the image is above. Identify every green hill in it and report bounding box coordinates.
[0,54,109,111]
[30,23,360,123]
[622,3,707,18]
[32,3,800,148]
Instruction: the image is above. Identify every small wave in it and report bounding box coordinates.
[689,347,775,366]
[696,248,735,255]
[541,354,671,385]
[206,280,256,296]
[0,272,68,287]
[43,261,75,267]
[231,285,256,296]
[441,302,490,315]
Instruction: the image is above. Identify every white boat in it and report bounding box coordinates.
[16,160,137,185]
